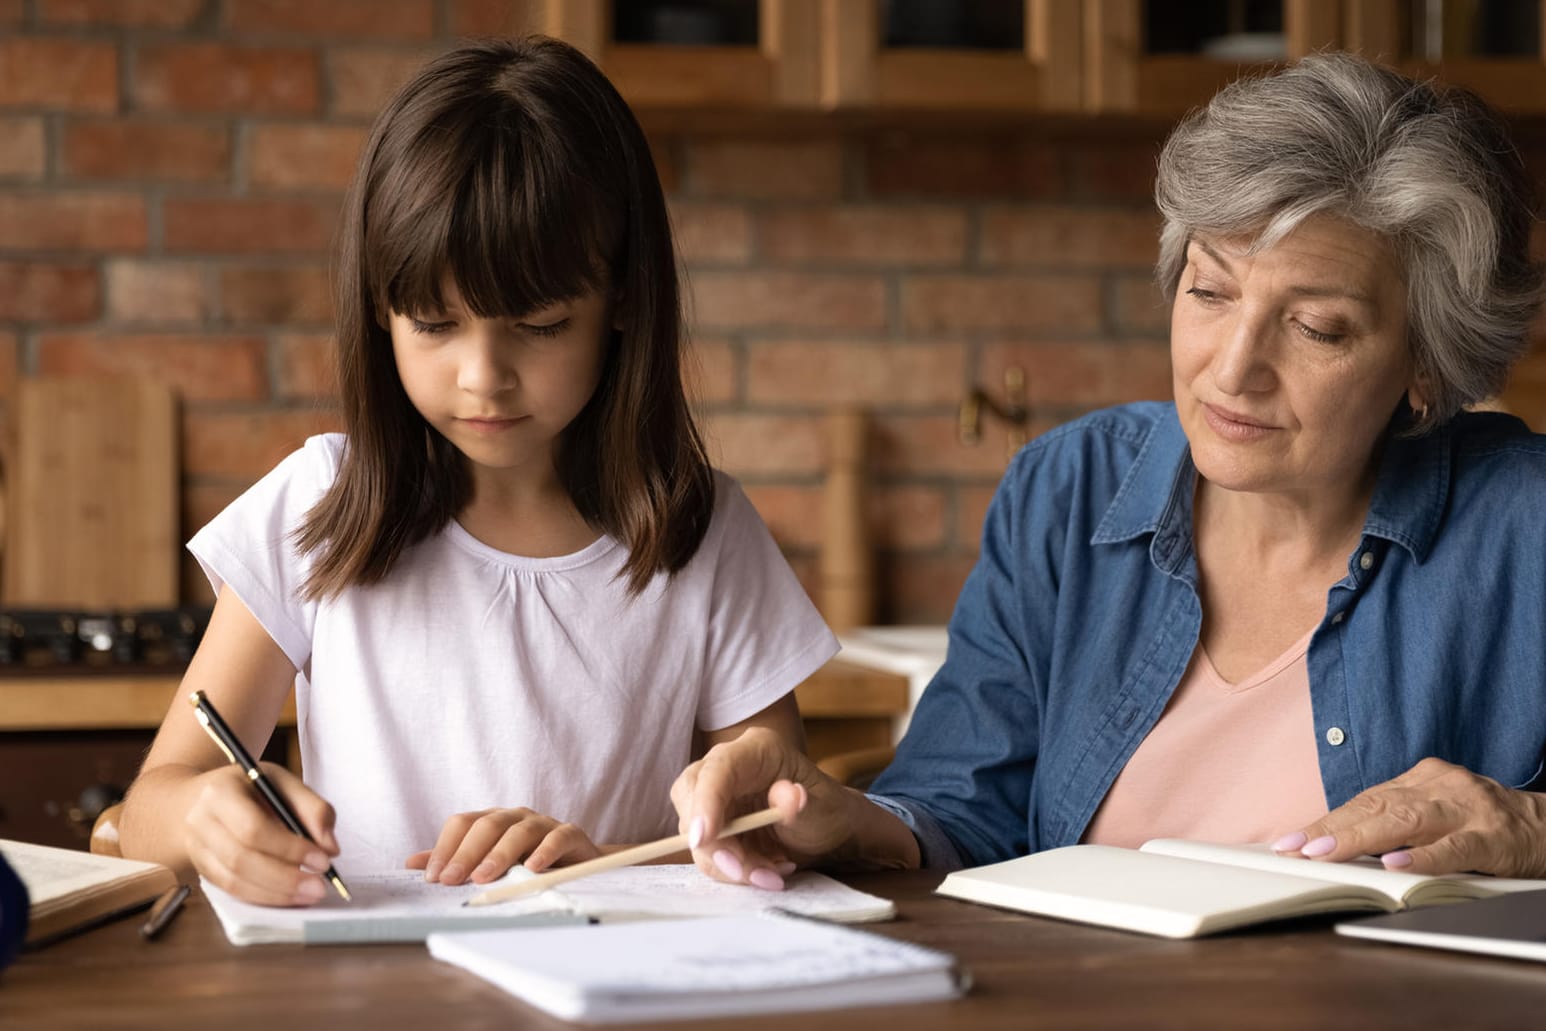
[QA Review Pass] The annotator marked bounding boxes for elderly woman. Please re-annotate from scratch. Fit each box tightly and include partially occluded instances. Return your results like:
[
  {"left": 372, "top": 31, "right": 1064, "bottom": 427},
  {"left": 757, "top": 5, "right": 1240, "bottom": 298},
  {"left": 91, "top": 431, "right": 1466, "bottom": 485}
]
[{"left": 673, "top": 52, "right": 1546, "bottom": 887}]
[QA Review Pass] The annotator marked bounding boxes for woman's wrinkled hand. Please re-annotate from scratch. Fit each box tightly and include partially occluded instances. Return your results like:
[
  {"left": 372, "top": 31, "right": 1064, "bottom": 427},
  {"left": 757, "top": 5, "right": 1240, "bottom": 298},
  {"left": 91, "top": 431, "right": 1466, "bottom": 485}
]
[
  {"left": 1271, "top": 757, "right": 1546, "bottom": 877},
  {"left": 669, "top": 726, "right": 858, "bottom": 891},
  {"left": 405, "top": 808, "right": 601, "bottom": 884}
]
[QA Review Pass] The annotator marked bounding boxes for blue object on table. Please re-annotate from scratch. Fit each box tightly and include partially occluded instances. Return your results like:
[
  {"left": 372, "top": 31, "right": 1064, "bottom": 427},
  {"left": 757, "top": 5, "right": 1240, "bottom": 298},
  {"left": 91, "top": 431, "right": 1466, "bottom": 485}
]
[{"left": 0, "top": 852, "right": 28, "bottom": 969}]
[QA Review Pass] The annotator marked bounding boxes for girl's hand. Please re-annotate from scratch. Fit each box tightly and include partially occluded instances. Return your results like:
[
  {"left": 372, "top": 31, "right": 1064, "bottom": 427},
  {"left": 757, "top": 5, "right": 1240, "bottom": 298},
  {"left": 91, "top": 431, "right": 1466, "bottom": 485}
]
[
  {"left": 670, "top": 727, "right": 859, "bottom": 889},
  {"left": 182, "top": 762, "right": 340, "bottom": 907},
  {"left": 1271, "top": 757, "right": 1546, "bottom": 877},
  {"left": 406, "top": 808, "right": 601, "bottom": 884}
]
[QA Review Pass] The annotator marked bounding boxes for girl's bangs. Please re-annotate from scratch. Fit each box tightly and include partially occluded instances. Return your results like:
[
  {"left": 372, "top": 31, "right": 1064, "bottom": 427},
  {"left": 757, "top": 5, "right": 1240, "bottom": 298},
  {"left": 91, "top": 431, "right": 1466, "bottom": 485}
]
[{"left": 368, "top": 123, "right": 618, "bottom": 322}]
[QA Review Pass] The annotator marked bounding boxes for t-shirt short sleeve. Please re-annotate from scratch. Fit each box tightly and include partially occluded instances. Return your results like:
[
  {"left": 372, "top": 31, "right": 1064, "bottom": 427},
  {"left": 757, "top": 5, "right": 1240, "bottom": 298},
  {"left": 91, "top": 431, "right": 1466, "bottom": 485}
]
[
  {"left": 694, "top": 475, "right": 839, "bottom": 731},
  {"left": 186, "top": 434, "right": 342, "bottom": 671}
]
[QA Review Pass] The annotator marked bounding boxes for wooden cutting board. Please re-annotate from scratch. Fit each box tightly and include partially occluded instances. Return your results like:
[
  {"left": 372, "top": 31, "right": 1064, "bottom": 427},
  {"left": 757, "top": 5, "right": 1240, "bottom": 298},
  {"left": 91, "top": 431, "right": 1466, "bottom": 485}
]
[{"left": 3, "top": 378, "right": 180, "bottom": 610}]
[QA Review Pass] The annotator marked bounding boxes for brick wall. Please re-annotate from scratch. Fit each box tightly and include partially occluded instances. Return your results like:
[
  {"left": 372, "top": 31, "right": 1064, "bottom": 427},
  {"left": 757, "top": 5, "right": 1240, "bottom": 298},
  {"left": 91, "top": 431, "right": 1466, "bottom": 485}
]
[{"left": 3, "top": 3, "right": 1544, "bottom": 623}]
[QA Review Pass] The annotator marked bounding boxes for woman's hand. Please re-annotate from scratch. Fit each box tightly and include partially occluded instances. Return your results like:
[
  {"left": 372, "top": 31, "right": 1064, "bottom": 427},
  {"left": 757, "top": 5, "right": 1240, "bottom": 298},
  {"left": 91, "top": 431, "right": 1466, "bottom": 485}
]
[
  {"left": 406, "top": 808, "right": 601, "bottom": 884},
  {"left": 1272, "top": 757, "right": 1546, "bottom": 877},
  {"left": 670, "top": 726, "right": 873, "bottom": 889},
  {"left": 182, "top": 761, "right": 340, "bottom": 907}
]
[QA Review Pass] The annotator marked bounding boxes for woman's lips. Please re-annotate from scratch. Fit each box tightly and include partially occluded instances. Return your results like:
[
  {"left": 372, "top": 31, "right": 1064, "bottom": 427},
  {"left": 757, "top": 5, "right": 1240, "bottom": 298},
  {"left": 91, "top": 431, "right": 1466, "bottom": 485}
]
[{"left": 1202, "top": 403, "right": 1275, "bottom": 441}]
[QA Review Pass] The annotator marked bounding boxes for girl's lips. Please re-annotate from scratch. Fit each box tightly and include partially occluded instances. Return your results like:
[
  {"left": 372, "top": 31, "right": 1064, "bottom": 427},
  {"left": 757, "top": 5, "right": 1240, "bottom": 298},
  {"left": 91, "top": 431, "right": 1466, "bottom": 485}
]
[{"left": 459, "top": 416, "right": 526, "bottom": 432}]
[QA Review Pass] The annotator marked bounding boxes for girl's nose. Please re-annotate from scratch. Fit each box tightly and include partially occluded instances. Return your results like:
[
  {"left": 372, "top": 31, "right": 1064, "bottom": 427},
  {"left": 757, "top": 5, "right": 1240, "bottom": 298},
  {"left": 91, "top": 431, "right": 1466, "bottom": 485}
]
[{"left": 457, "top": 334, "right": 517, "bottom": 397}]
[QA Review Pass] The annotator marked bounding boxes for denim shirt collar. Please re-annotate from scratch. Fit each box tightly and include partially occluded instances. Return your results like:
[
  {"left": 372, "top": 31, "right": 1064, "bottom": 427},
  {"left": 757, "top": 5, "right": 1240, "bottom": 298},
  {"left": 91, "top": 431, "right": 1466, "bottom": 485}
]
[{"left": 1089, "top": 404, "right": 1451, "bottom": 565}]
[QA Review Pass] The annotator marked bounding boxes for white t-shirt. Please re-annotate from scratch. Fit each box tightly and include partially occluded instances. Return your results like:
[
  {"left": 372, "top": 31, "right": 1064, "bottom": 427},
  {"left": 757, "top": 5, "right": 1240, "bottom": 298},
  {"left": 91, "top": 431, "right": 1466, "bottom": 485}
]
[{"left": 188, "top": 434, "right": 837, "bottom": 871}]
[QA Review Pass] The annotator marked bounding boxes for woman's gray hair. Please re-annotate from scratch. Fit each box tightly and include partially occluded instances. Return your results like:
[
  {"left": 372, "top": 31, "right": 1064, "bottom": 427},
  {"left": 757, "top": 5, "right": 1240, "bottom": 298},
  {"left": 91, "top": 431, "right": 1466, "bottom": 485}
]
[{"left": 1154, "top": 52, "right": 1542, "bottom": 433}]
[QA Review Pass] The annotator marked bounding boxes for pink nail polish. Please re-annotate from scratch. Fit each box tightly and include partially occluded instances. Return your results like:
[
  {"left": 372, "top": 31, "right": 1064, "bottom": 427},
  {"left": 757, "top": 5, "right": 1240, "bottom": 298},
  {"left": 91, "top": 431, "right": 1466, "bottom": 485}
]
[
  {"left": 1381, "top": 851, "right": 1414, "bottom": 869},
  {"left": 748, "top": 868, "right": 785, "bottom": 891},
  {"left": 1301, "top": 835, "right": 1337, "bottom": 858},
  {"left": 688, "top": 816, "right": 705, "bottom": 850},
  {"left": 1271, "top": 832, "right": 1307, "bottom": 852},
  {"left": 775, "top": 861, "right": 797, "bottom": 876},
  {"left": 712, "top": 849, "right": 743, "bottom": 881}
]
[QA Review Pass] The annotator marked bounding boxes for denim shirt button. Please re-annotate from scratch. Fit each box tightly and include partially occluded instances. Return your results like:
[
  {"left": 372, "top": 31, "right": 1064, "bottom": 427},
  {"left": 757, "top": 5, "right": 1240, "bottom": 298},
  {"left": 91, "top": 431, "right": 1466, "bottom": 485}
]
[
  {"left": 1358, "top": 551, "right": 1375, "bottom": 571},
  {"left": 1326, "top": 726, "right": 1346, "bottom": 746}
]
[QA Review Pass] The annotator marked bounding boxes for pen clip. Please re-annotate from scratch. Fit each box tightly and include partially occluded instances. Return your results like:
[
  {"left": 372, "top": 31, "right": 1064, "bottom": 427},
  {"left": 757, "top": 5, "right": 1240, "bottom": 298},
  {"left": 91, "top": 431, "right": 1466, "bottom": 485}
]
[{"left": 192, "top": 707, "right": 238, "bottom": 765}]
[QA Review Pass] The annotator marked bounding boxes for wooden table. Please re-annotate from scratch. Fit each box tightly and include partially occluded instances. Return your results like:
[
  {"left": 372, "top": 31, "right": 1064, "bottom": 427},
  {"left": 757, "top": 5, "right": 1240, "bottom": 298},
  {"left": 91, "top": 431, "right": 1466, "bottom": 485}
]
[{"left": 4, "top": 871, "right": 1545, "bottom": 1030}]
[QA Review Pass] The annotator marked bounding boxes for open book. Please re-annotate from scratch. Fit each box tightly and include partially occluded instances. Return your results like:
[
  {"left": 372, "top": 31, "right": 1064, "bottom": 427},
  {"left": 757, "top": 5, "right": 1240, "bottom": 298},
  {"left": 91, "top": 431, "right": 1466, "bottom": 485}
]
[
  {"left": 204, "top": 864, "right": 895, "bottom": 945},
  {"left": 935, "top": 839, "right": 1546, "bottom": 939},
  {"left": 0, "top": 838, "right": 178, "bottom": 947},
  {"left": 429, "top": 913, "right": 967, "bottom": 1023}
]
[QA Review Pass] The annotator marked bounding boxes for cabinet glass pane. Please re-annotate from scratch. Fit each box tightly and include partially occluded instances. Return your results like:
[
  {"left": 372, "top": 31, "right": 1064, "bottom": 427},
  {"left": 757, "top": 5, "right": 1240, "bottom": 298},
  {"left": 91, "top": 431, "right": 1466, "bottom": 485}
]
[
  {"left": 612, "top": 0, "right": 759, "bottom": 46},
  {"left": 1408, "top": 1, "right": 1540, "bottom": 60},
  {"left": 1145, "top": 0, "right": 1286, "bottom": 60},
  {"left": 881, "top": 0, "right": 1025, "bottom": 50}
]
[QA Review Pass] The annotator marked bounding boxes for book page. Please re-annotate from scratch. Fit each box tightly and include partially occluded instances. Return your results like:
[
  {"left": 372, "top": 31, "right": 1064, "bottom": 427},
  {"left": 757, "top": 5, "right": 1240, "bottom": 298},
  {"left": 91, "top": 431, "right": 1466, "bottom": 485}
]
[
  {"left": 551, "top": 866, "right": 896, "bottom": 923},
  {"left": 0, "top": 839, "right": 168, "bottom": 905},
  {"left": 1140, "top": 839, "right": 1546, "bottom": 906}
]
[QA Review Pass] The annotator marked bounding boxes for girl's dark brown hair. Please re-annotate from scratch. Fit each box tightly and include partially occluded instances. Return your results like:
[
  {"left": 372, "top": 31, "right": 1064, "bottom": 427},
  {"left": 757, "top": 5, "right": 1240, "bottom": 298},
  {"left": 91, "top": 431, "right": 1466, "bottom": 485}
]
[{"left": 296, "top": 36, "right": 714, "bottom": 598}]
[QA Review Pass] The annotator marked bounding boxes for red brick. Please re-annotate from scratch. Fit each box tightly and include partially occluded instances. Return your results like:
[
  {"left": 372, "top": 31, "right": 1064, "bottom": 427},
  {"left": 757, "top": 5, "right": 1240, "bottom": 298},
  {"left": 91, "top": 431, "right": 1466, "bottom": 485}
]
[
  {"left": 869, "top": 413, "right": 1057, "bottom": 477},
  {"left": 742, "top": 484, "right": 823, "bottom": 549},
  {"left": 37, "top": 332, "right": 271, "bottom": 402},
  {"left": 0, "top": 38, "right": 118, "bottom": 112},
  {"left": 0, "top": 0, "right": 20, "bottom": 24},
  {"left": 0, "top": 261, "right": 101, "bottom": 321},
  {"left": 0, "top": 117, "right": 45, "bottom": 179},
  {"left": 688, "top": 272, "right": 887, "bottom": 331},
  {"left": 669, "top": 202, "right": 751, "bottom": 265},
  {"left": 1067, "top": 139, "right": 1164, "bottom": 202},
  {"left": 865, "top": 136, "right": 1062, "bottom": 200},
  {"left": 61, "top": 120, "right": 232, "bottom": 183},
  {"left": 135, "top": 43, "right": 320, "bottom": 114},
  {"left": 182, "top": 408, "right": 343, "bottom": 479},
  {"left": 700, "top": 412, "right": 824, "bottom": 477},
  {"left": 979, "top": 207, "right": 1161, "bottom": 269},
  {"left": 227, "top": 0, "right": 434, "bottom": 38},
  {"left": 684, "top": 335, "right": 735, "bottom": 404},
  {"left": 746, "top": 341, "right": 966, "bottom": 405},
  {"left": 872, "top": 485, "right": 948, "bottom": 551},
  {"left": 0, "top": 192, "right": 147, "bottom": 251},
  {"left": 759, "top": 207, "right": 967, "bottom": 266},
  {"left": 981, "top": 341, "right": 1173, "bottom": 407},
  {"left": 164, "top": 198, "right": 337, "bottom": 254},
  {"left": 329, "top": 47, "right": 432, "bottom": 119},
  {"left": 903, "top": 275, "right": 1102, "bottom": 334},
  {"left": 219, "top": 263, "right": 333, "bottom": 324},
  {"left": 955, "top": 484, "right": 999, "bottom": 550},
  {"left": 688, "top": 140, "right": 844, "bottom": 200},
  {"left": 1113, "top": 276, "right": 1171, "bottom": 335},
  {"left": 40, "top": 0, "right": 204, "bottom": 26},
  {"left": 448, "top": 0, "right": 545, "bottom": 36},
  {"left": 881, "top": 554, "right": 976, "bottom": 624},
  {"left": 275, "top": 332, "right": 337, "bottom": 400},
  {"left": 248, "top": 124, "right": 366, "bottom": 191},
  {"left": 106, "top": 260, "right": 209, "bottom": 324},
  {"left": 0, "top": 331, "right": 19, "bottom": 402}
]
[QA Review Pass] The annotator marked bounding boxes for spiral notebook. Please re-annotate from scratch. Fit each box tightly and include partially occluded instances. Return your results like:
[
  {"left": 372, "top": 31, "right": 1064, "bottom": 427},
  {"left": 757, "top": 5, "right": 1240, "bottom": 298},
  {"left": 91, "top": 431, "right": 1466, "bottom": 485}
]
[{"left": 428, "top": 912, "right": 968, "bottom": 1023}]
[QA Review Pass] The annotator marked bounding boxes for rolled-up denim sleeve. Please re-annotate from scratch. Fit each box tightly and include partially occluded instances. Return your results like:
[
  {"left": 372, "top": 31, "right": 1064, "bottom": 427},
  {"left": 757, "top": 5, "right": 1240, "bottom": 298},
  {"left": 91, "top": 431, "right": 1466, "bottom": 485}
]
[
  {"left": 865, "top": 793, "right": 967, "bottom": 870},
  {"left": 867, "top": 448, "right": 1047, "bottom": 869}
]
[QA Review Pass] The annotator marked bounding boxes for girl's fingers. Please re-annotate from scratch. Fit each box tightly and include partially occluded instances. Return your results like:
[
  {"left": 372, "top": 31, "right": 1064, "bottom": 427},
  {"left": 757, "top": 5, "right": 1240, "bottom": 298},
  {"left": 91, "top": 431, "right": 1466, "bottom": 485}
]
[
  {"left": 192, "top": 817, "right": 329, "bottom": 906},
  {"left": 263, "top": 763, "right": 340, "bottom": 854},
  {"left": 521, "top": 824, "right": 601, "bottom": 874}
]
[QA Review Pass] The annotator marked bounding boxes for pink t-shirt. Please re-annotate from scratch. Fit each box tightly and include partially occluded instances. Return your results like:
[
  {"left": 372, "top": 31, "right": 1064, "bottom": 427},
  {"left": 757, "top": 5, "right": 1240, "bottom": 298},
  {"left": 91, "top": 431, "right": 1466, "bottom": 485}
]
[{"left": 1082, "top": 628, "right": 1329, "bottom": 848}]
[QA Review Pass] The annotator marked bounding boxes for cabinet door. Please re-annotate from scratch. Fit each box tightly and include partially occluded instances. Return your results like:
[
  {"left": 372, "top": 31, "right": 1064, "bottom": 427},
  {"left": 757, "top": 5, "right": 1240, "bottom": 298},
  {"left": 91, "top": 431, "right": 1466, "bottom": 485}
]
[
  {"left": 1346, "top": 0, "right": 1546, "bottom": 114},
  {"left": 1086, "top": 0, "right": 1343, "bottom": 114},
  {"left": 821, "top": 0, "right": 1082, "bottom": 111},
  {"left": 533, "top": 0, "right": 820, "bottom": 108}
]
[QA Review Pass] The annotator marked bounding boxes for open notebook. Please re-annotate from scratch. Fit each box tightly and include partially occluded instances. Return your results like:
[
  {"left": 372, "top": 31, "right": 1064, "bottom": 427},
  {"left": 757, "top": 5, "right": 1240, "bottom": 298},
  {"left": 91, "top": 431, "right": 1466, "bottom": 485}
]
[
  {"left": 203, "top": 864, "right": 895, "bottom": 945},
  {"left": 935, "top": 839, "right": 1546, "bottom": 939},
  {"left": 1, "top": 838, "right": 178, "bottom": 947},
  {"left": 429, "top": 913, "right": 967, "bottom": 1023}
]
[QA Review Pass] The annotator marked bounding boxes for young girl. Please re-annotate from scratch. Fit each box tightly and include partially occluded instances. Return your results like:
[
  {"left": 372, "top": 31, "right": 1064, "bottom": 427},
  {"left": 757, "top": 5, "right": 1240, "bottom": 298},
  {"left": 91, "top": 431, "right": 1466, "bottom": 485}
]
[{"left": 118, "top": 36, "right": 836, "bottom": 907}]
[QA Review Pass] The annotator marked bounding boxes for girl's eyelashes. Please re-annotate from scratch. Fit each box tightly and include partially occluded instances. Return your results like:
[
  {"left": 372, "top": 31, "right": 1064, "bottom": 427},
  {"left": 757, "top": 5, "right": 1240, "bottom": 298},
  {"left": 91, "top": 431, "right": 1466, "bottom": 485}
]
[
  {"left": 409, "top": 317, "right": 454, "bottom": 336},
  {"left": 524, "top": 318, "right": 570, "bottom": 338},
  {"left": 402, "top": 313, "right": 572, "bottom": 338}
]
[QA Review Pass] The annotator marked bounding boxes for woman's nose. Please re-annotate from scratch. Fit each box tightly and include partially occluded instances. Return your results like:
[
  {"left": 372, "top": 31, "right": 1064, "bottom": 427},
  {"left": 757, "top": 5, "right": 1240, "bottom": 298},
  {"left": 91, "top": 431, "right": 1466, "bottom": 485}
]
[{"left": 1211, "top": 311, "right": 1274, "bottom": 395}]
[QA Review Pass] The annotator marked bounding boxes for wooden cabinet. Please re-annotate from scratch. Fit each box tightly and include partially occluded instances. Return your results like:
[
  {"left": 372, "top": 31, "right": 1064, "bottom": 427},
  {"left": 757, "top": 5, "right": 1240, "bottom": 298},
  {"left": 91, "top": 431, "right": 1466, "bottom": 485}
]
[{"left": 1085, "top": 1, "right": 1546, "bottom": 117}]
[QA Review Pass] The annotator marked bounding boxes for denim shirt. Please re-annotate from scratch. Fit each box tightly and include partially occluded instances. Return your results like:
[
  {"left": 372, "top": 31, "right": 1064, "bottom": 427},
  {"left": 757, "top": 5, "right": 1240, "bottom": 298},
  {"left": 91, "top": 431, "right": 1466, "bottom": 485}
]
[{"left": 870, "top": 401, "right": 1546, "bottom": 870}]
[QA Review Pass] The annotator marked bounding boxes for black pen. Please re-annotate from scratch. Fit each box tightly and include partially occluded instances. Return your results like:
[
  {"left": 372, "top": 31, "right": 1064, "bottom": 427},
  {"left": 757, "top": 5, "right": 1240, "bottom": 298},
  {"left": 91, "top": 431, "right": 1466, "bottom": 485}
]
[
  {"left": 188, "top": 690, "right": 352, "bottom": 901},
  {"left": 140, "top": 883, "right": 190, "bottom": 939}
]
